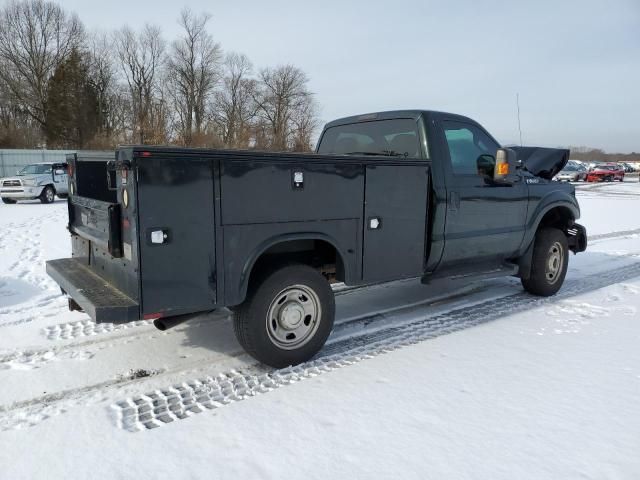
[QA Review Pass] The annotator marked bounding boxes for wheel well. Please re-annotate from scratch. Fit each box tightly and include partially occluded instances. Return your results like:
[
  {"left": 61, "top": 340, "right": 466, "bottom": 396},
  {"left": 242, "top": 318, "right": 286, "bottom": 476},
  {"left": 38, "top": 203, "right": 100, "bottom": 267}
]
[
  {"left": 537, "top": 207, "right": 575, "bottom": 232},
  {"left": 248, "top": 239, "right": 345, "bottom": 289}
]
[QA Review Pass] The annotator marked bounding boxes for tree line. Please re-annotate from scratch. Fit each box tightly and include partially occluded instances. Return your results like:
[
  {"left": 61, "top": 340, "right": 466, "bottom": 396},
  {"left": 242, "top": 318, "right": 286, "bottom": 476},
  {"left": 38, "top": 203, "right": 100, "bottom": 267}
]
[
  {"left": 568, "top": 147, "right": 640, "bottom": 164},
  {"left": 0, "top": 0, "right": 319, "bottom": 151}
]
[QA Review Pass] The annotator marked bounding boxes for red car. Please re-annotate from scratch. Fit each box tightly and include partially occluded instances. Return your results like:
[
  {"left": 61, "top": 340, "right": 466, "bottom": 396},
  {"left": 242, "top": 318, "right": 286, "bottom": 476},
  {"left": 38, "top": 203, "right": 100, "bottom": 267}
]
[{"left": 586, "top": 163, "right": 625, "bottom": 182}]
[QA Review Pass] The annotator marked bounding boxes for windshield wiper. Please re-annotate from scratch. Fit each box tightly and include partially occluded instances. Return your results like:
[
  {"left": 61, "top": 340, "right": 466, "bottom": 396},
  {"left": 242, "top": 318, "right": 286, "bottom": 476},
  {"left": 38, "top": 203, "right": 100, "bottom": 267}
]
[{"left": 343, "top": 151, "right": 406, "bottom": 157}]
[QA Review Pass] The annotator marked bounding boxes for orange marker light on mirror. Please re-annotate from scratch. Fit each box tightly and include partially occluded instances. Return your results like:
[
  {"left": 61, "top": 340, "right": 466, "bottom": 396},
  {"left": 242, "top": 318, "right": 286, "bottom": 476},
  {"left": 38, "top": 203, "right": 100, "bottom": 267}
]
[{"left": 497, "top": 163, "right": 509, "bottom": 175}]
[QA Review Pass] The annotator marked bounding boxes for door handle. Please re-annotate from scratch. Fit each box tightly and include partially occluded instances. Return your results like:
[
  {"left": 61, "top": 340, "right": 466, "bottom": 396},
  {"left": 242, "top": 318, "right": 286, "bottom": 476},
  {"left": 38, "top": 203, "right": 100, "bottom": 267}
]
[{"left": 448, "top": 192, "right": 460, "bottom": 211}]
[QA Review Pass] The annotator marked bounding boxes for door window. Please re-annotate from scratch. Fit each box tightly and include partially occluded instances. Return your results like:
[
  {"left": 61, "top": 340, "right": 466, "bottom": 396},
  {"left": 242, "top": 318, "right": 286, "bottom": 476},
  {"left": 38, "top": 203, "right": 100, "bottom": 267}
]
[{"left": 443, "top": 122, "right": 500, "bottom": 177}]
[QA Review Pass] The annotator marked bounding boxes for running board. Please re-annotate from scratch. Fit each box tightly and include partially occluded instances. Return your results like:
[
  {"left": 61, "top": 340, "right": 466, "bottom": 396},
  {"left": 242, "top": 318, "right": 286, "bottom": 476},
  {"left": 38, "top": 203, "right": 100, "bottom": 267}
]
[{"left": 421, "top": 262, "right": 519, "bottom": 285}]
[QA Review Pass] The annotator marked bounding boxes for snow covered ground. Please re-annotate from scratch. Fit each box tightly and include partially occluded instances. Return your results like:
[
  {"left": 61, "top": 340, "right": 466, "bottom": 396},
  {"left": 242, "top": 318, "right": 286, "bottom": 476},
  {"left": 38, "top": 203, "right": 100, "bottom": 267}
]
[{"left": 1, "top": 180, "right": 639, "bottom": 479}]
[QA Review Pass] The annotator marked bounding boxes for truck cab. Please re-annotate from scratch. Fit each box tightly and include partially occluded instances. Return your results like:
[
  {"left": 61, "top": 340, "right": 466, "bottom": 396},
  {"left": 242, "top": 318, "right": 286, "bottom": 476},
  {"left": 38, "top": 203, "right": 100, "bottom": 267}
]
[
  {"left": 46, "top": 110, "right": 586, "bottom": 368},
  {"left": 1, "top": 162, "right": 68, "bottom": 204}
]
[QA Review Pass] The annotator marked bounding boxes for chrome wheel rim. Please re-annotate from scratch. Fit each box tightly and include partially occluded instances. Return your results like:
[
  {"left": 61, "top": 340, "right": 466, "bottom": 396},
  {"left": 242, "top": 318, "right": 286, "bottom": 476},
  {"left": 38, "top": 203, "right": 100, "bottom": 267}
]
[
  {"left": 46, "top": 188, "right": 54, "bottom": 202},
  {"left": 266, "top": 285, "right": 321, "bottom": 350},
  {"left": 545, "top": 241, "right": 564, "bottom": 284}
]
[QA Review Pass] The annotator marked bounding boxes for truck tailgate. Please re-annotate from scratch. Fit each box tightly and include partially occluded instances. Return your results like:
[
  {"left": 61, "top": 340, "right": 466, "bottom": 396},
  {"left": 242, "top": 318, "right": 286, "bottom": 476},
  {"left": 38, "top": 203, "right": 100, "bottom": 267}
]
[
  {"left": 69, "top": 195, "right": 122, "bottom": 258},
  {"left": 46, "top": 258, "right": 138, "bottom": 323}
]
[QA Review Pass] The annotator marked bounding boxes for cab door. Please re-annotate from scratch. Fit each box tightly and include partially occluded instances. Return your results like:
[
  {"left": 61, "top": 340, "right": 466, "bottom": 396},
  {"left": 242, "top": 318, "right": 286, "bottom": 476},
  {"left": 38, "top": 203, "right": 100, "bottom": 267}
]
[{"left": 439, "top": 120, "right": 528, "bottom": 265}]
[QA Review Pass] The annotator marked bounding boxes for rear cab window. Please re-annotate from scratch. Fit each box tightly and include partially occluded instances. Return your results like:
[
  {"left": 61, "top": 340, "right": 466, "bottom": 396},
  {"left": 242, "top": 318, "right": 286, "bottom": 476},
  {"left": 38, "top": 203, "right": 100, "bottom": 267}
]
[{"left": 317, "top": 119, "right": 425, "bottom": 159}]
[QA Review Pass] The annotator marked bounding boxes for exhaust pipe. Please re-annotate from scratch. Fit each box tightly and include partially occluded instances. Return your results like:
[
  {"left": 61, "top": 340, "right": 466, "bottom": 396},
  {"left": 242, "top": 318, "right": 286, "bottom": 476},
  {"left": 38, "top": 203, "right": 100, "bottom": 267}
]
[{"left": 153, "top": 310, "right": 214, "bottom": 331}]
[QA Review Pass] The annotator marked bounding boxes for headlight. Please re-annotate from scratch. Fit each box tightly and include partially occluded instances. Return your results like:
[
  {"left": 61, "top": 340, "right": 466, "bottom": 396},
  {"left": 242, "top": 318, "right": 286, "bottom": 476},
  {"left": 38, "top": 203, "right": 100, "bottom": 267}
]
[{"left": 22, "top": 178, "right": 37, "bottom": 186}]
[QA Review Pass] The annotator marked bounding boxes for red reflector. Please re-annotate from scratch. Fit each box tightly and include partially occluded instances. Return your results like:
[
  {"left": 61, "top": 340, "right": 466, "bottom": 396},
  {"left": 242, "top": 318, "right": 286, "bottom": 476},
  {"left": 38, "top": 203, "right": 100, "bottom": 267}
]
[
  {"left": 68, "top": 162, "right": 74, "bottom": 177},
  {"left": 122, "top": 218, "right": 130, "bottom": 229},
  {"left": 141, "top": 151, "right": 152, "bottom": 157},
  {"left": 143, "top": 312, "right": 163, "bottom": 320}
]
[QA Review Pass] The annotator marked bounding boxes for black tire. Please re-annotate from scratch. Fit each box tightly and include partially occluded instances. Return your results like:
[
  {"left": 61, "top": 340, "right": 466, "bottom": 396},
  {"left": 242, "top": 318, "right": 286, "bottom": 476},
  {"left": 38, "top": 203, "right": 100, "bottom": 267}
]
[
  {"left": 521, "top": 228, "right": 569, "bottom": 297},
  {"left": 57, "top": 193, "right": 68, "bottom": 199},
  {"left": 40, "top": 185, "right": 55, "bottom": 203},
  {"left": 1, "top": 197, "right": 16, "bottom": 204},
  {"left": 233, "top": 264, "right": 335, "bottom": 368}
]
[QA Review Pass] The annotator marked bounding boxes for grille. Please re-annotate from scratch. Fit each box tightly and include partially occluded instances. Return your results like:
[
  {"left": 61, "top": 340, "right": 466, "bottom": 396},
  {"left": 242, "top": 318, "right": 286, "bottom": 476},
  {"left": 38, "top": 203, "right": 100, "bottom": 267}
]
[{"left": 2, "top": 180, "right": 21, "bottom": 187}]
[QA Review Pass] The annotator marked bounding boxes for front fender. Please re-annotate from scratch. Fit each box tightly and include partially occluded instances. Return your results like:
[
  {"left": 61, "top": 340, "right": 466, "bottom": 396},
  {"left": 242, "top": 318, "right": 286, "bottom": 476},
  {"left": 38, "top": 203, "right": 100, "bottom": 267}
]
[{"left": 521, "top": 190, "right": 580, "bottom": 250}]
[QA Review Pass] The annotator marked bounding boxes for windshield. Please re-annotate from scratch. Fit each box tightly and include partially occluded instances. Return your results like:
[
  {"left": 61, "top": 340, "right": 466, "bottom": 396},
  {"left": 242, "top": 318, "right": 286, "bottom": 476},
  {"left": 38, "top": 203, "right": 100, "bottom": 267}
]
[
  {"left": 562, "top": 165, "right": 577, "bottom": 171},
  {"left": 17, "top": 164, "right": 52, "bottom": 175},
  {"left": 317, "top": 119, "right": 423, "bottom": 158}
]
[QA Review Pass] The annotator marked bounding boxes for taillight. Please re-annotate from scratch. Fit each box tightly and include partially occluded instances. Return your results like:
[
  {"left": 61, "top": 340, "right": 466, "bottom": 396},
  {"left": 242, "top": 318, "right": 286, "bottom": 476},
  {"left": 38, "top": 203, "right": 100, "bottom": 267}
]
[{"left": 68, "top": 162, "right": 74, "bottom": 177}]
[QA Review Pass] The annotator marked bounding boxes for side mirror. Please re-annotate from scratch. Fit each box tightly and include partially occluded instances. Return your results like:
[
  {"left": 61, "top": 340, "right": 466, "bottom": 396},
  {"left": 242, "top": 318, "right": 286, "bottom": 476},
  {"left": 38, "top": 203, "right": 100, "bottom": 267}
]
[
  {"left": 493, "top": 148, "right": 518, "bottom": 183},
  {"left": 476, "top": 154, "right": 495, "bottom": 178},
  {"left": 54, "top": 169, "right": 65, "bottom": 175}
]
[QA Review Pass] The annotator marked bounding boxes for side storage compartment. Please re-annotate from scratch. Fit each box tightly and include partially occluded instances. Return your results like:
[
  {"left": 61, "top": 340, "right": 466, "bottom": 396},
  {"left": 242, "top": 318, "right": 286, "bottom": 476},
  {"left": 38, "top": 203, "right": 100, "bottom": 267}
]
[
  {"left": 135, "top": 155, "right": 217, "bottom": 318},
  {"left": 362, "top": 164, "right": 430, "bottom": 282}
]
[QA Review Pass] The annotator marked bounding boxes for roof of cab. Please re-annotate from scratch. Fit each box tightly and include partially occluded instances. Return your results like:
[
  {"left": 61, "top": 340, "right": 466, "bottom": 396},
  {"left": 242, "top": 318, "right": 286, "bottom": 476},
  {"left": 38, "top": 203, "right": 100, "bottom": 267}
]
[{"left": 322, "top": 109, "right": 473, "bottom": 129}]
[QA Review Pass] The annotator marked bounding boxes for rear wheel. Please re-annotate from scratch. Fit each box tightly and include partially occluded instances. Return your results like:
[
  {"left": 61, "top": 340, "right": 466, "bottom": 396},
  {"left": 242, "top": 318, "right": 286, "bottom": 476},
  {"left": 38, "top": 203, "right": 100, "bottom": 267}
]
[
  {"left": 521, "top": 228, "right": 569, "bottom": 297},
  {"left": 40, "top": 186, "right": 55, "bottom": 204},
  {"left": 1, "top": 197, "right": 16, "bottom": 204},
  {"left": 233, "top": 264, "right": 335, "bottom": 368}
]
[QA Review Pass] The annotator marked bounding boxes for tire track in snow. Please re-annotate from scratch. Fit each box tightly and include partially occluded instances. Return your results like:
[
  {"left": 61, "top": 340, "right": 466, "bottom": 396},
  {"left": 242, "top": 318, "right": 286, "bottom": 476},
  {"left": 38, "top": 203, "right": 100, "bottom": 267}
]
[
  {"left": 3, "top": 260, "right": 640, "bottom": 431},
  {"left": 104, "top": 259, "right": 638, "bottom": 431},
  {"left": 0, "top": 280, "right": 472, "bottom": 370},
  {"left": 39, "top": 277, "right": 419, "bottom": 341}
]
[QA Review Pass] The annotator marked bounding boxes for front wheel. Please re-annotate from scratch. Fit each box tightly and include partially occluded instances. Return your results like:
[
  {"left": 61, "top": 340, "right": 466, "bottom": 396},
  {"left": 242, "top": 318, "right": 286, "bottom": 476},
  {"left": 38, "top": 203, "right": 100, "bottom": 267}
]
[
  {"left": 233, "top": 264, "right": 335, "bottom": 368},
  {"left": 1, "top": 197, "right": 16, "bottom": 204},
  {"left": 521, "top": 228, "right": 569, "bottom": 297},
  {"left": 40, "top": 186, "right": 55, "bottom": 204}
]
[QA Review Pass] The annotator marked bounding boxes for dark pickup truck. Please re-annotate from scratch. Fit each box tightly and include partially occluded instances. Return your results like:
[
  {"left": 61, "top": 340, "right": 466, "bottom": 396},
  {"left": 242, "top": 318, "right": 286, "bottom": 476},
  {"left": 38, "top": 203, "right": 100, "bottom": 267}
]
[{"left": 46, "top": 110, "right": 587, "bottom": 367}]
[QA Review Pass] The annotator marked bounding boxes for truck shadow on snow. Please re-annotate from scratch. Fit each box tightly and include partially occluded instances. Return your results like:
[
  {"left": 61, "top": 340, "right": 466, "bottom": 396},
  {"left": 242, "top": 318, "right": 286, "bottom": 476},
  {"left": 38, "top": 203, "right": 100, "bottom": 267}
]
[
  {"left": 176, "top": 250, "right": 640, "bottom": 365},
  {"left": 0, "top": 277, "right": 43, "bottom": 309}
]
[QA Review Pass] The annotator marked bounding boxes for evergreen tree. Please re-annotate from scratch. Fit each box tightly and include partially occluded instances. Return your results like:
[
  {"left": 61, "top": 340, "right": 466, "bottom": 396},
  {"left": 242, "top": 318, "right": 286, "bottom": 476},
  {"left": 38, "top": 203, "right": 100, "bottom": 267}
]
[{"left": 45, "top": 50, "right": 100, "bottom": 148}]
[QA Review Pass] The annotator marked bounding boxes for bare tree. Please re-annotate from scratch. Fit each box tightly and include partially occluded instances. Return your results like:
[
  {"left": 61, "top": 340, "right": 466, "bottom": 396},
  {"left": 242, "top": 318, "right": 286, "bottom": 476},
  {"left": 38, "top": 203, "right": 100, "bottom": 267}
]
[
  {"left": 84, "top": 31, "right": 132, "bottom": 146},
  {"left": 0, "top": 78, "right": 42, "bottom": 147},
  {"left": 0, "top": 0, "right": 84, "bottom": 129},
  {"left": 115, "top": 24, "right": 165, "bottom": 144},
  {"left": 166, "top": 8, "right": 222, "bottom": 146},
  {"left": 290, "top": 97, "right": 319, "bottom": 151},
  {"left": 213, "top": 53, "right": 257, "bottom": 148},
  {"left": 253, "top": 64, "right": 315, "bottom": 150}
]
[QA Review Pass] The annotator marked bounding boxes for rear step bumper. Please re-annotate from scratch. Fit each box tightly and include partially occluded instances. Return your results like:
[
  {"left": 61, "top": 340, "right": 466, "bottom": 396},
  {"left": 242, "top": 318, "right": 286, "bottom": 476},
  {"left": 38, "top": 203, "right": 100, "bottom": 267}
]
[{"left": 46, "top": 258, "right": 140, "bottom": 323}]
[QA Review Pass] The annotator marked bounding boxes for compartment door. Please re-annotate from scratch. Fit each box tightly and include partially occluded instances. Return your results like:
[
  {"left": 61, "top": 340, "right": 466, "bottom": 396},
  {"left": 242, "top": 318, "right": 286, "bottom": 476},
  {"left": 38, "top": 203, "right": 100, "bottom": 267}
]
[
  {"left": 136, "top": 157, "right": 216, "bottom": 316},
  {"left": 362, "top": 165, "right": 429, "bottom": 282}
]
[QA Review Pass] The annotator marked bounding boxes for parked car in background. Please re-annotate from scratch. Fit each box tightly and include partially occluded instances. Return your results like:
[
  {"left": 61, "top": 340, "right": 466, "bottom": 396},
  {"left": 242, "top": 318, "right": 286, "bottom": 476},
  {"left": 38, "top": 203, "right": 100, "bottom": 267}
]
[
  {"left": 0, "top": 162, "right": 68, "bottom": 204},
  {"left": 586, "top": 163, "right": 625, "bottom": 182},
  {"left": 556, "top": 163, "right": 587, "bottom": 182},
  {"left": 620, "top": 163, "right": 636, "bottom": 173}
]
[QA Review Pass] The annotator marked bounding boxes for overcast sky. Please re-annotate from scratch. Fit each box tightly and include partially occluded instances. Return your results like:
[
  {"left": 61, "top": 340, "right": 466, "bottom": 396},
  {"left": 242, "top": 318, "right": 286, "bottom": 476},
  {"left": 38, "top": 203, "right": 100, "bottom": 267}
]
[{"left": 57, "top": 0, "right": 640, "bottom": 152}]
